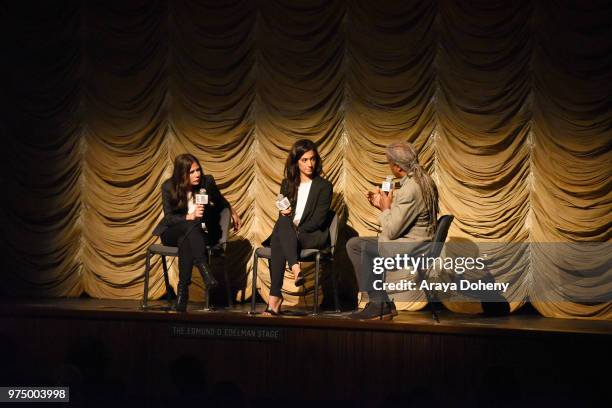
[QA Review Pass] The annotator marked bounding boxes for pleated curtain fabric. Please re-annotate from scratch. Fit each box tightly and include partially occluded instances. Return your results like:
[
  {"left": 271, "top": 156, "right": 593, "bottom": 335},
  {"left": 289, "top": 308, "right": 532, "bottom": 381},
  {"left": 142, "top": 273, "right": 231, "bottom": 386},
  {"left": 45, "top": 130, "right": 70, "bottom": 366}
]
[{"left": 1, "top": 0, "right": 610, "bottom": 319}]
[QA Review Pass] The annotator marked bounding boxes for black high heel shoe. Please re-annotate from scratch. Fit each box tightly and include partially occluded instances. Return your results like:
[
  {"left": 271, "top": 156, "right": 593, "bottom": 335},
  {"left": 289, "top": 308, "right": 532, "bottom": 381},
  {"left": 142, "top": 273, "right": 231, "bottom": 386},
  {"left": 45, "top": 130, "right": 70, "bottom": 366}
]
[
  {"left": 263, "top": 306, "right": 282, "bottom": 316},
  {"left": 263, "top": 298, "right": 283, "bottom": 316}
]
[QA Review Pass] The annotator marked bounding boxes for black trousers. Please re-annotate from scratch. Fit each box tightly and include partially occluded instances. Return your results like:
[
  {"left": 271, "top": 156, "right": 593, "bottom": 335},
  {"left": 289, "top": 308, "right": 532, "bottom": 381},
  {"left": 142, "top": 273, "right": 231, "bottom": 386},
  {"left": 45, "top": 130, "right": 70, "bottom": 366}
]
[
  {"left": 161, "top": 220, "right": 208, "bottom": 286},
  {"left": 269, "top": 216, "right": 323, "bottom": 297}
]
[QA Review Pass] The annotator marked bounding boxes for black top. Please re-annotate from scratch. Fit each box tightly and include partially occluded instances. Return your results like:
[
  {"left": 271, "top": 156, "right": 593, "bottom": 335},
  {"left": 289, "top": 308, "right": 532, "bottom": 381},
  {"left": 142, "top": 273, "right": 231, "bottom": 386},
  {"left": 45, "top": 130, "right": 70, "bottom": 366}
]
[
  {"left": 153, "top": 174, "right": 230, "bottom": 244},
  {"left": 264, "top": 175, "right": 333, "bottom": 249}
]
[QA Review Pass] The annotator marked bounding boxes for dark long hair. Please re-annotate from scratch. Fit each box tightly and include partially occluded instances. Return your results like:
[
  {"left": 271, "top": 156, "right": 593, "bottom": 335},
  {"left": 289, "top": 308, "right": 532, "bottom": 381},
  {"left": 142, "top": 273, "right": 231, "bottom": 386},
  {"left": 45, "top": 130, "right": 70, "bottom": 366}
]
[
  {"left": 169, "top": 153, "right": 203, "bottom": 210},
  {"left": 284, "top": 139, "right": 323, "bottom": 202},
  {"left": 386, "top": 142, "right": 439, "bottom": 233}
]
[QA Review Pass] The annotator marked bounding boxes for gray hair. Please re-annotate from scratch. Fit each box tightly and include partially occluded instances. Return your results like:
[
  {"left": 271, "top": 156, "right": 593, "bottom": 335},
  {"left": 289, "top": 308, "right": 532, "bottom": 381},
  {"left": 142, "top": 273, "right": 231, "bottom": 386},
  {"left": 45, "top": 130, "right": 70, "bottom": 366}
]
[
  {"left": 385, "top": 141, "right": 419, "bottom": 173},
  {"left": 386, "top": 141, "right": 439, "bottom": 233}
]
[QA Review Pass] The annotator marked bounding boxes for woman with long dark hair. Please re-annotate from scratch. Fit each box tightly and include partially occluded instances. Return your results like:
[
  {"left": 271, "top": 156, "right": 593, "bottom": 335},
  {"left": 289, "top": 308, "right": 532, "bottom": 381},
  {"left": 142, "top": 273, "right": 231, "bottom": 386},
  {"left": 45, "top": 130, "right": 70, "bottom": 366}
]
[
  {"left": 153, "top": 154, "right": 242, "bottom": 312},
  {"left": 263, "top": 139, "right": 333, "bottom": 315}
]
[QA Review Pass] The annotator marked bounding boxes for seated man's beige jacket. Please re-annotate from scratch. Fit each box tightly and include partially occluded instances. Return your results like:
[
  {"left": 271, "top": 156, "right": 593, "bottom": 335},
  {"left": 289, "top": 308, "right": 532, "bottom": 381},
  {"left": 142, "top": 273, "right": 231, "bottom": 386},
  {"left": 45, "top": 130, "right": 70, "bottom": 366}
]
[{"left": 377, "top": 174, "right": 434, "bottom": 259}]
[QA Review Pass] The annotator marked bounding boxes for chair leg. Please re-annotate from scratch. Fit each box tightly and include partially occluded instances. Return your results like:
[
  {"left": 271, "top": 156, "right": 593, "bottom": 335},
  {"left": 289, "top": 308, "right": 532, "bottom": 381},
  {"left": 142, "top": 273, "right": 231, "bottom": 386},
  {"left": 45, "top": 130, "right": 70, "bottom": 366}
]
[
  {"left": 249, "top": 252, "right": 259, "bottom": 314},
  {"left": 204, "top": 287, "right": 211, "bottom": 311},
  {"left": 161, "top": 255, "right": 171, "bottom": 305},
  {"left": 330, "top": 257, "right": 341, "bottom": 313},
  {"left": 419, "top": 267, "right": 439, "bottom": 323},
  {"left": 423, "top": 288, "right": 439, "bottom": 323},
  {"left": 203, "top": 248, "right": 214, "bottom": 311},
  {"left": 142, "top": 249, "right": 152, "bottom": 309},
  {"left": 312, "top": 252, "right": 321, "bottom": 315},
  {"left": 223, "top": 266, "right": 233, "bottom": 308}
]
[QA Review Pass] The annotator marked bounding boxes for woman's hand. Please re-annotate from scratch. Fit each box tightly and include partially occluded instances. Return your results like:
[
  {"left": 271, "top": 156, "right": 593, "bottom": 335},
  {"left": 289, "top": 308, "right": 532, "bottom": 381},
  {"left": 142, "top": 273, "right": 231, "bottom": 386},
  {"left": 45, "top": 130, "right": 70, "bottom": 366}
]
[
  {"left": 186, "top": 204, "right": 204, "bottom": 221},
  {"left": 280, "top": 206, "right": 292, "bottom": 216},
  {"left": 231, "top": 210, "right": 242, "bottom": 231}
]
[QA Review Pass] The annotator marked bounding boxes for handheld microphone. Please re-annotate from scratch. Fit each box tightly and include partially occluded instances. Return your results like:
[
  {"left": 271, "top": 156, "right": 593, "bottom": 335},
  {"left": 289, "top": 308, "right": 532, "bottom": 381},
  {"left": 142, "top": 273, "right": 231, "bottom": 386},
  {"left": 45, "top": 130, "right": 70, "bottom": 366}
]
[
  {"left": 195, "top": 188, "right": 208, "bottom": 205},
  {"left": 195, "top": 188, "right": 208, "bottom": 231},
  {"left": 381, "top": 176, "right": 393, "bottom": 192},
  {"left": 276, "top": 194, "right": 291, "bottom": 211}
]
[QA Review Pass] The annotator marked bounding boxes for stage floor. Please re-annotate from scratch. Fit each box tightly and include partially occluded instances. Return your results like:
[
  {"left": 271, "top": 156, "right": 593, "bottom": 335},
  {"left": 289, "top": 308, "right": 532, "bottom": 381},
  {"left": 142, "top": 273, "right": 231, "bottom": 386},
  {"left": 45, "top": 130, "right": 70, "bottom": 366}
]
[
  {"left": 2, "top": 297, "right": 610, "bottom": 404},
  {"left": 2, "top": 297, "right": 610, "bottom": 337}
]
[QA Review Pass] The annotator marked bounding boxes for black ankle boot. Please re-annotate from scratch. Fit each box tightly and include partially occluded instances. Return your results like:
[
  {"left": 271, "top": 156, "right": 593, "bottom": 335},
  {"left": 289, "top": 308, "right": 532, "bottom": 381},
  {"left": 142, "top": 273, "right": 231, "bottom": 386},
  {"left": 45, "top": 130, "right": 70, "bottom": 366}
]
[
  {"left": 173, "top": 283, "right": 189, "bottom": 312},
  {"left": 194, "top": 259, "right": 218, "bottom": 288}
]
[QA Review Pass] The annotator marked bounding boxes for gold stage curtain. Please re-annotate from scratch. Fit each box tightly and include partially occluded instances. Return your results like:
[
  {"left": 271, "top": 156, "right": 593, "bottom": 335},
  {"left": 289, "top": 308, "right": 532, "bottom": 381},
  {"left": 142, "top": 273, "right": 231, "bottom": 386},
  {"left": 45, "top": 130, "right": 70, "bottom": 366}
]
[{"left": 1, "top": 0, "right": 610, "bottom": 319}]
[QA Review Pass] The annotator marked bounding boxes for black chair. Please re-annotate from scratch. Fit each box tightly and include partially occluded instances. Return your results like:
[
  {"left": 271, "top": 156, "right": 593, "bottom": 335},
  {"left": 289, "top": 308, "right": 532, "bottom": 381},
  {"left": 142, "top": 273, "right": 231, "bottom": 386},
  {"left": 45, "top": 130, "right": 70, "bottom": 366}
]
[
  {"left": 417, "top": 214, "right": 454, "bottom": 323},
  {"left": 249, "top": 211, "right": 340, "bottom": 315},
  {"left": 141, "top": 207, "right": 233, "bottom": 311}
]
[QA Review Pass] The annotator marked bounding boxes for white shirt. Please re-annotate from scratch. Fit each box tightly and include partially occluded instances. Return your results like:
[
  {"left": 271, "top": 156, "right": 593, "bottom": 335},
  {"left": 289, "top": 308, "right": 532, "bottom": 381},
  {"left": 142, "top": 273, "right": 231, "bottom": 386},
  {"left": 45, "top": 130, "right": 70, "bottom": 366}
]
[
  {"left": 293, "top": 180, "right": 312, "bottom": 225},
  {"left": 186, "top": 192, "right": 196, "bottom": 215}
]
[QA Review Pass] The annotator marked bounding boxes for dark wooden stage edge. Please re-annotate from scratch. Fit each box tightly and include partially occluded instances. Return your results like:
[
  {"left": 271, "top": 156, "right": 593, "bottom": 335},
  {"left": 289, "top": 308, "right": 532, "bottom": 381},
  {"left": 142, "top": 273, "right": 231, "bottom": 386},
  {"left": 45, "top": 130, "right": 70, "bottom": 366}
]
[
  {"left": 3, "top": 298, "right": 611, "bottom": 336},
  {"left": 2, "top": 298, "right": 610, "bottom": 406}
]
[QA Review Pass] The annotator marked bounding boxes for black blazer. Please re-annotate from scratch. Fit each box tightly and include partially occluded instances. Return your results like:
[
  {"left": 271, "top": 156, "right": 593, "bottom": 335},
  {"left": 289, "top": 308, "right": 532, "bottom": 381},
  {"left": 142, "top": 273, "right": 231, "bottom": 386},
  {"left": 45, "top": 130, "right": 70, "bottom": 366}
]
[
  {"left": 153, "top": 175, "right": 230, "bottom": 244},
  {"left": 264, "top": 175, "right": 333, "bottom": 249}
]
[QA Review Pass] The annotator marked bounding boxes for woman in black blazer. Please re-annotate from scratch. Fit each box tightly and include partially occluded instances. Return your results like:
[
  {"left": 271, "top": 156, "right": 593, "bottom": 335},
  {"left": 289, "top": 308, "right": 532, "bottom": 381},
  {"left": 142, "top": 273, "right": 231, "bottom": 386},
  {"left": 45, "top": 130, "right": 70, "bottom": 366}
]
[
  {"left": 153, "top": 154, "right": 241, "bottom": 312},
  {"left": 264, "top": 139, "right": 333, "bottom": 315}
]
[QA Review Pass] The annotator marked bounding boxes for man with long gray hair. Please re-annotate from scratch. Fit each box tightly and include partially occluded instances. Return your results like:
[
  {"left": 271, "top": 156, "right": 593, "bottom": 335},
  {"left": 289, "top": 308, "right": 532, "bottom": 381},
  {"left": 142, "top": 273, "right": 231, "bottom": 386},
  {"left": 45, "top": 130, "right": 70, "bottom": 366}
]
[{"left": 346, "top": 141, "right": 439, "bottom": 319}]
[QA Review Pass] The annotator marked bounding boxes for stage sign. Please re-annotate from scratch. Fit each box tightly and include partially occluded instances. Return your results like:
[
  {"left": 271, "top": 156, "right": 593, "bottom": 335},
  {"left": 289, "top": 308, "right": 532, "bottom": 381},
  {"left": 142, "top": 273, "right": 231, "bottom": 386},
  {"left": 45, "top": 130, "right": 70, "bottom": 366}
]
[{"left": 170, "top": 325, "right": 284, "bottom": 342}]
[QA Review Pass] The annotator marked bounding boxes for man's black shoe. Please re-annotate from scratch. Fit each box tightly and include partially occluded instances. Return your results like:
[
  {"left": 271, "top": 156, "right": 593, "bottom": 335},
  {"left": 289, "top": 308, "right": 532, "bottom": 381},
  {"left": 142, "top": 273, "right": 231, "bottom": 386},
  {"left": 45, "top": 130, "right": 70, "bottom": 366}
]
[{"left": 349, "top": 301, "right": 395, "bottom": 320}]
